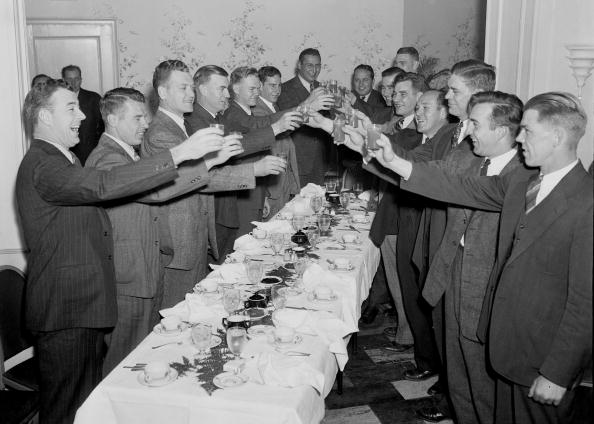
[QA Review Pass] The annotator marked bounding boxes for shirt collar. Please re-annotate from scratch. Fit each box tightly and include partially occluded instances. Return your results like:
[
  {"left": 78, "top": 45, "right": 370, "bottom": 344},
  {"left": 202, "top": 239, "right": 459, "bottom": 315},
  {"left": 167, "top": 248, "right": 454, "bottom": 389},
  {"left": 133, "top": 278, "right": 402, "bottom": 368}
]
[
  {"left": 234, "top": 100, "right": 252, "bottom": 116},
  {"left": 103, "top": 133, "right": 138, "bottom": 161},
  {"left": 158, "top": 106, "right": 187, "bottom": 136},
  {"left": 542, "top": 160, "right": 579, "bottom": 182},
  {"left": 360, "top": 92, "right": 371, "bottom": 102},
  {"left": 484, "top": 148, "right": 517, "bottom": 176},
  {"left": 259, "top": 96, "right": 276, "bottom": 113},
  {"left": 197, "top": 102, "right": 218, "bottom": 119},
  {"left": 456, "top": 119, "right": 470, "bottom": 144},
  {"left": 38, "top": 138, "right": 75, "bottom": 164},
  {"left": 298, "top": 74, "right": 313, "bottom": 92},
  {"left": 401, "top": 114, "right": 415, "bottom": 129}
]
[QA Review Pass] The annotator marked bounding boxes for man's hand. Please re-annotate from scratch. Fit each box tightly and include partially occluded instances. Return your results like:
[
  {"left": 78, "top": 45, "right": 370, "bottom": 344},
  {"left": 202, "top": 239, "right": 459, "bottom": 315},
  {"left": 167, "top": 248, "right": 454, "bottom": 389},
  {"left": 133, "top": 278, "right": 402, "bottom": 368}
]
[
  {"left": 346, "top": 91, "right": 357, "bottom": 106},
  {"left": 204, "top": 133, "right": 244, "bottom": 169},
  {"left": 342, "top": 126, "right": 366, "bottom": 155},
  {"left": 253, "top": 155, "right": 287, "bottom": 176},
  {"left": 305, "top": 111, "right": 333, "bottom": 133},
  {"left": 170, "top": 127, "right": 224, "bottom": 165},
  {"left": 304, "top": 88, "right": 334, "bottom": 112},
  {"left": 528, "top": 376, "right": 567, "bottom": 406},
  {"left": 271, "top": 111, "right": 302, "bottom": 135},
  {"left": 262, "top": 197, "right": 271, "bottom": 219}
]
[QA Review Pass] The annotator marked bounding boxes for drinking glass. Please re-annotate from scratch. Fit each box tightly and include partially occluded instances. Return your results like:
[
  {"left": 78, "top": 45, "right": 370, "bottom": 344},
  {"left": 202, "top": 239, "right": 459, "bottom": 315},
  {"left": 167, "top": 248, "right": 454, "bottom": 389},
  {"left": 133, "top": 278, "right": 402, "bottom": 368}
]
[
  {"left": 325, "top": 181, "right": 336, "bottom": 194},
  {"left": 271, "top": 285, "right": 287, "bottom": 310},
  {"left": 226, "top": 327, "right": 247, "bottom": 359},
  {"left": 317, "top": 214, "right": 332, "bottom": 235},
  {"left": 270, "top": 233, "right": 284, "bottom": 256},
  {"left": 353, "top": 183, "right": 363, "bottom": 197},
  {"left": 310, "top": 195, "right": 323, "bottom": 214},
  {"left": 222, "top": 288, "right": 241, "bottom": 314},
  {"left": 209, "top": 123, "right": 225, "bottom": 132},
  {"left": 333, "top": 117, "right": 346, "bottom": 144},
  {"left": 191, "top": 323, "right": 212, "bottom": 357},
  {"left": 366, "top": 124, "right": 382, "bottom": 152},
  {"left": 305, "top": 227, "right": 320, "bottom": 249},
  {"left": 328, "top": 80, "right": 338, "bottom": 94},
  {"left": 275, "top": 152, "right": 288, "bottom": 162},
  {"left": 297, "top": 104, "right": 310, "bottom": 123},
  {"left": 291, "top": 215, "right": 306, "bottom": 232},
  {"left": 245, "top": 260, "right": 264, "bottom": 284},
  {"left": 294, "top": 257, "right": 308, "bottom": 282},
  {"left": 339, "top": 191, "right": 351, "bottom": 209}
]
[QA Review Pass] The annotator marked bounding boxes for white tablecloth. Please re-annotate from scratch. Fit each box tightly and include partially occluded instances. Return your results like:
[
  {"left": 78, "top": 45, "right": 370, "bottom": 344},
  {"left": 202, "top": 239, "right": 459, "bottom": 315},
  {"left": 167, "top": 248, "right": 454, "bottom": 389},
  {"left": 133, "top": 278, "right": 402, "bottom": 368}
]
[{"left": 75, "top": 195, "right": 380, "bottom": 424}]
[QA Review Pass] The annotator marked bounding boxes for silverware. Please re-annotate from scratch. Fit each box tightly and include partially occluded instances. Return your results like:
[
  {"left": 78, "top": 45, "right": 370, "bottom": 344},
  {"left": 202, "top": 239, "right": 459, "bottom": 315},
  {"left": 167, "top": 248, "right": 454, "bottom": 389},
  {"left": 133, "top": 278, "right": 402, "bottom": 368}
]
[
  {"left": 348, "top": 225, "right": 361, "bottom": 233},
  {"left": 151, "top": 340, "right": 183, "bottom": 349}
]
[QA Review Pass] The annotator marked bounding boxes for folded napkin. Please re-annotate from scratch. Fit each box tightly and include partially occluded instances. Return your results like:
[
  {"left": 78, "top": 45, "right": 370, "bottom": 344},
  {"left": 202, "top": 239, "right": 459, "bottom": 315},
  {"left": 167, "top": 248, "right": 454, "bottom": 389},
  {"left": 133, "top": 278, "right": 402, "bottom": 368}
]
[
  {"left": 213, "top": 262, "right": 247, "bottom": 284},
  {"left": 243, "top": 351, "right": 325, "bottom": 393},
  {"left": 160, "top": 293, "right": 225, "bottom": 326},
  {"left": 299, "top": 183, "right": 325, "bottom": 198},
  {"left": 251, "top": 220, "right": 294, "bottom": 234},
  {"left": 302, "top": 263, "right": 344, "bottom": 292},
  {"left": 357, "top": 189, "right": 372, "bottom": 202},
  {"left": 233, "top": 234, "right": 273, "bottom": 256}
]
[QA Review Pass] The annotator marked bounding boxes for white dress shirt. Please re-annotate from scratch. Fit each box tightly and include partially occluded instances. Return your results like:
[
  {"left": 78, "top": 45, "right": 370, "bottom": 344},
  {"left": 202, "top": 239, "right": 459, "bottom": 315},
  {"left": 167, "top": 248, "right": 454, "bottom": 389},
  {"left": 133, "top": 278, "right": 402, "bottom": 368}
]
[
  {"left": 39, "top": 138, "right": 75, "bottom": 164},
  {"left": 104, "top": 133, "right": 139, "bottom": 161},
  {"left": 456, "top": 119, "right": 470, "bottom": 145},
  {"left": 159, "top": 107, "right": 187, "bottom": 137},
  {"left": 400, "top": 114, "right": 415, "bottom": 130},
  {"left": 235, "top": 100, "right": 252, "bottom": 116},
  {"left": 259, "top": 96, "right": 276, "bottom": 113},
  {"left": 298, "top": 75, "right": 312, "bottom": 93},
  {"left": 535, "top": 160, "right": 579, "bottom": 206}
]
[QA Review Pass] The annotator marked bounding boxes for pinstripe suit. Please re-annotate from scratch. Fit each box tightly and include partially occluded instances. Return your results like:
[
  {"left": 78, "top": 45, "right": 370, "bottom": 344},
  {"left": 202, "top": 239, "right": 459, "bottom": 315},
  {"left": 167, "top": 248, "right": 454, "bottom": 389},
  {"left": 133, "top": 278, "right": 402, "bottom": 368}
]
[
  {"left": 142, "top": 110, "right": 256, "bottom": 307},
  {"left": 86, "top": 133, "right": 211, "bottom": 373},
  {"left": 16, "top": 139, "right": 182, "bottom": 424}
]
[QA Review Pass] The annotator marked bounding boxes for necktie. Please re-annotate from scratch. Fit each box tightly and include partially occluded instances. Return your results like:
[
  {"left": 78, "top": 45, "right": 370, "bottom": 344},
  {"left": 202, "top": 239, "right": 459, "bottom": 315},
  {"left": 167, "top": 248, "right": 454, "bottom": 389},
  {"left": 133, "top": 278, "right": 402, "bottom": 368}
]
[
  {"left": 480, "top": 158, "right": 490, "bottom": 176},
  {"left": 451, "top": 121, "right": 463, "bottom": 149},
  {"left": 360, "top": 95, "right": 366, "bottom": 101},
  {"left": 183, "top": 118, "right": 193, "bottom": 136},
  {"left": 397, "top": 117, "right": 405, "bottom": 130},
  {"left": 525, "top": 173, "right": 543, "bottom": 213}
]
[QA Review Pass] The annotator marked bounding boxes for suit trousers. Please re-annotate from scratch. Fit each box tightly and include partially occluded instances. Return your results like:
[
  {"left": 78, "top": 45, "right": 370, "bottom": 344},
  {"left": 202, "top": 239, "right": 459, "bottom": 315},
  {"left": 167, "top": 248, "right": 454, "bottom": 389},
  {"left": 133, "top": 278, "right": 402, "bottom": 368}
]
[
  {"left": 215, "top": 223, "right": 238, "bottom": 263},
  {"left": 446, "top": 245, "right": 496, "bottom": 424},
  {"left": 34, "top": 328, "right": 106, "bottom": 424},
  {"left": 397, "top": 210, "right": 442, "bottom": 372},
  {"left": 103, "top": 295, "right": 153, "bottom": 375},
  {"left": 161, "top": 265, "right": 207, "bottom": 309},
  {"left": 495, "top": 377, "right": 576, "bottom": 424},
  {"left": 381, "top": 235, "right": 413, "bottom": 344}
]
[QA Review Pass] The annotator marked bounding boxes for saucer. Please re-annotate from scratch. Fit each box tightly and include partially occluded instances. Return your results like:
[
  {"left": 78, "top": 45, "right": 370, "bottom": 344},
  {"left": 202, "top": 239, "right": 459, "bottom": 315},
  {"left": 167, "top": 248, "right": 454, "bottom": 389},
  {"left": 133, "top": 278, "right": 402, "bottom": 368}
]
[
  {"left": 153, "top": 322, "right": 188, "bottom": 337},
  {"left": 137, "top": 367, "right": 178, "bottom": 387},
  {"left": 307, "top": 291, "right": 338, "bottom": 302},
  {"left": 273, "top": 334, "right": 303, "bottom": 348},
  {"left": 247, "top": 324, "right": 275, "bottom": 340},
  {"left": 213, "top": 372, "right": 248, "bottom": 389},
  {"left": 327, "top": 261, "right": 354, "bottom": 272}
]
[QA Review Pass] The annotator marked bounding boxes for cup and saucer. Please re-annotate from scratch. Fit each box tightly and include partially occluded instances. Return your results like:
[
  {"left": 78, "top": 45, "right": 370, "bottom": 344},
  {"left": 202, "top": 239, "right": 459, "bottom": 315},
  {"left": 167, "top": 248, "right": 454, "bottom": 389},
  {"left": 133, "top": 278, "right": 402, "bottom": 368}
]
[
  {"left": 153, "top": 316, "right": 188, "bottom": 336},
  {"left": 137, "top": 361, "right": 178, "bottom": 387},
  {"left": 307, "top": 285, "right": 338, "bottom": 302},
  {"left": 247, "top": 324, "right": 275, "bottom": 341},
  {"left": 213, "top": 371, "right": 248, "bottom": 389},
  {"left": 327, "top": 258, "right": 354, "bottom": 272},
  {"left": 271, "top": 326, "right": 303, "bottom": 348}
]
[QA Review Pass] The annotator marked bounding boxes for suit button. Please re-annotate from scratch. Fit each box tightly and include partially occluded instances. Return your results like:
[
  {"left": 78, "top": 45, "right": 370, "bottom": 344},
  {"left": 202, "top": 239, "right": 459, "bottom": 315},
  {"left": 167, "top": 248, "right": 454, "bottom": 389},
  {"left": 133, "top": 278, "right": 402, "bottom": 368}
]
[
  {"left": 155, "top": 241, "right": 159, "bottom": 246},
  {"left": 191, "top": 179, "right": 196, "bottom": 183},
  {"left": 519, "top": 224, "right": 525, "bottom": 229},
  {"left": 107, "top": 255, "right": 112, "bottom": 260},
  {"left": 104, "top": 231, "right": 108, "bottom": 236},
  {"left": 154, "top": 217, "right": 158, "bottom": 222}
]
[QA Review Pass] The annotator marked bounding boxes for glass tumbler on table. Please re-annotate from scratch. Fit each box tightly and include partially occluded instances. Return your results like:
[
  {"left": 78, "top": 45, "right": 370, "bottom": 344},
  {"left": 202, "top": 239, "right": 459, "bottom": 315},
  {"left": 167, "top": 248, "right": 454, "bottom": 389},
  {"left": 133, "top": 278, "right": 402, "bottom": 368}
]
[
  {"left": 245, "top": 260, "right": 264, "bottom": 285},
  {"left": 291, "top": 215, "right": 306, "bottom": 232},
  {"left": 191, "top": 323, "right": 212, "bottom": 357},
  {"left": 271, "top": 285, "right": 287, "bottom": 310},
  {"left": 339, "top": 191, "right": 351, "bottom": 209},
  {"left": 270, "top": 233, "right": 284, "bottom": 256},
  {"left": 310, "top": 195, "right": 323, "bottom": 215},
  {"left": 317, "top": 214, "right": 332, "bottom": 236},
  {"left": 222, "top": 288, "right": 241, "bottom": 314},
  {"left": 226, "top": 327, "right": 247, "bottom": 359}
]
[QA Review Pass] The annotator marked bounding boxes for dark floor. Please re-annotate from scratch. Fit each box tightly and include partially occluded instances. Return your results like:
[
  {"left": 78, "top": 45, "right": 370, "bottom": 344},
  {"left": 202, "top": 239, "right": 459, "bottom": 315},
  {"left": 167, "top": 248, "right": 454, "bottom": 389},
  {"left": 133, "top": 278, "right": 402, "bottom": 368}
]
[{"left": 321, "top": 312, "right": 593, "bottom": 424}]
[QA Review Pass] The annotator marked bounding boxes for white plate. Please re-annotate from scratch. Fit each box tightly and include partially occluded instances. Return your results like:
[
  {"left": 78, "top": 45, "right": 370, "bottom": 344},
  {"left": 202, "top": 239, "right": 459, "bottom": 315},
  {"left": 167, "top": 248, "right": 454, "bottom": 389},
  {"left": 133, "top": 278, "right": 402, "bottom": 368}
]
[
  {"left": 247, "top": 324, "right": 275, "bottom": 339},
  {"left": 273, "top": 334, "right": 303, "bottom": 348},
  {"left": 153, "top": 323, "right": 188, "bottom": 337},
  {"left": 327, "top": 262, "right": 354, "bottom": 272},
  {"left": 190, "top": 334, "right": 222, "bottom": 349},
  {"left": 137, "top": 367, "right": 178, "bottom": 387},
  {"left": 213, "top": 372, "right": 248, "bottom": 389},
  {"left": 307, "top": 291, "right": 338, "bottom": 303}
]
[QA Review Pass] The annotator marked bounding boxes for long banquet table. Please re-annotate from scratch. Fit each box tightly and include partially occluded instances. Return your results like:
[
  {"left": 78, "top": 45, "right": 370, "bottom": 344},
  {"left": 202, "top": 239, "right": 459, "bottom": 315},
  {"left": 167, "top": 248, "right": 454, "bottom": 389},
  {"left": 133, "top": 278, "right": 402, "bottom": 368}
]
[{"left": 74, "top": 194, "right": 380, "bottom": 424}]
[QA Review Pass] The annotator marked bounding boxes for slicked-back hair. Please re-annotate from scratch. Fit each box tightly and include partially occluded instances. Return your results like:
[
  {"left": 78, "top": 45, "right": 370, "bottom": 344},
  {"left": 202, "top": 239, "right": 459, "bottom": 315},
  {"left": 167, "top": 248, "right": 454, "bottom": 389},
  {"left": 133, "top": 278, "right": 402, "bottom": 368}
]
[
  {"left": 298, "top": 48, "right": 321, "bottom": 63},
  {"left": 61, "top": 64, "right": 81, "bottom": 78},
  {"left": 258, "top": 66, "right": 281, "bottom": 83},
  {"left": 525, "top": 91, "right": 587, "bottom": 142},
  {"left": 381, "top": 66, "right": 404, "bottom": 79},
  {"left": 354, "top": 64, "right": 374, "bottom": 80},
  {"left": 193, "top": 65, "right": 229, "bottom": 87},
  {"left": 229, "top": 66, "right": 259, "bottom": 97},
  {"left": 394, "top": 72, "right": 428, "bottom": 93},
  {"left": 31, "top": 74, "right": 50, "bottom": 88},
  {"left": 468, "top": 91, "right": 523, "bottom": 136},
  {"left": 451, "top": 60, "right": 496, "bottom": 92},
  {"left": 100, "top": 87, "right": 145, "bottom": 122},
  {"left": 152, "top": 60, "right": 189, "bottom": 91},
  {"left": 23, "top": 78, "right": 68, "bottom": 137},
  {"left": 424, "top": 89, "right": 448, "bottom": 111},
  {"left": 396, "top": 47, "right": 419, "bottom": 61}
]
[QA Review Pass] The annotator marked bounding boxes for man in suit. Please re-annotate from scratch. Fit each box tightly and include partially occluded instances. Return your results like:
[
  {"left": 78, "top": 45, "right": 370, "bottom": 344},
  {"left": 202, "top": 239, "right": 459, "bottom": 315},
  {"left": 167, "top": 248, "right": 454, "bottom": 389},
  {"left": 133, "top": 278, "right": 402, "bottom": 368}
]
[
  {"left": 62, "top": 65, "right": 104, "bottom": 165},
  {"left": 420, "top": 91, "right": 525, "bottom": 423},
  {"left": 254, "top": 65, "right": 301, "bottom": 218},
  {"left": 352, "top": 64, "right": 386, "bottom": 109},
  {"left": 86, "top": 88, "right": 226, "bottom": 374},
  {"left": 277, "top": 48, "right": 333, "bottom": 187},
  {"left": 142, "top": 60, "right": 261, "bottom": 308},
  {"left": 392, "top": 46, "right": 420, "bottom": 73},
  {"left": 371, "top": 91, "right": 592, "bottom": 424},
  {"left": 185, "top": 65, "right": 289, "bottom": 260},
  {"left": 16, "top": 79, "right": 227, "bottom": 424}
]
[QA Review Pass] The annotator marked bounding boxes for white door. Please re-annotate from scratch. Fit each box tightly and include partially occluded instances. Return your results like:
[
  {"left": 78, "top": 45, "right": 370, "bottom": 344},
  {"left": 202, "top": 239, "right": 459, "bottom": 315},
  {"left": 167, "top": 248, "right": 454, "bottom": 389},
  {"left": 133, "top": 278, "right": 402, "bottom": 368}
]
[{"left": 26, "top": 19, "right": 118, "bottom": 94}]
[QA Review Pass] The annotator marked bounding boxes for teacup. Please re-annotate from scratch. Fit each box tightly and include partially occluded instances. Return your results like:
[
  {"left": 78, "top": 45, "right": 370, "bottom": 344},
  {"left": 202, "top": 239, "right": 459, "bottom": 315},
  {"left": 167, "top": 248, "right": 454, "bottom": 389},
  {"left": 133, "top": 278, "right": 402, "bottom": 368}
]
[
  {"left": 250, "top": 228, "right": 267, "bottom": 239},
  {"left": 333, "top": 258, "right": 350, "bottom": 269},
  {"left": 314, "top": 285, "right": 333, "bottom": 300},
  {"left": 342, "top": 233, "right": 357, "bottom": 243},
  {"left": 351, "top": 213, "right": 366, "bottom": 223},
  {"left": 144, "top": 361, "right": 169, "bottom": 382},
  {"left": 199, "top": 279, "right": 218, "bottom": 293},
  {"left": 274, "top": 326, "right": 296, "bottom": 343},
  {"left": 244, "top": 294, "right": 267, "bottom": 309},
  {"left": 160, "top": 315, "right": 181, "bottom": 331},
  {"left": 222, "top": 313, "right": 251, "bottom": 330}
]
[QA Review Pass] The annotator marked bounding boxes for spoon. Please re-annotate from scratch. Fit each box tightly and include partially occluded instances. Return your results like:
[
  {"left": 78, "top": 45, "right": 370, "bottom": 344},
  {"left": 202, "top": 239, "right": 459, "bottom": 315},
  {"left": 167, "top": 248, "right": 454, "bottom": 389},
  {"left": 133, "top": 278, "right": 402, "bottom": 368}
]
[{"left": 151, "top": 340, "right": 183, "bottom": 349}]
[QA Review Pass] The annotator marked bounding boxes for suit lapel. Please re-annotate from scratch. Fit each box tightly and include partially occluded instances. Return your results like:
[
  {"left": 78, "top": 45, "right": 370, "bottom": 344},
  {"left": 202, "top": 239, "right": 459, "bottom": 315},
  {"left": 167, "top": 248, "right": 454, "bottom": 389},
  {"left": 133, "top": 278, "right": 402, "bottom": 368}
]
[
  {"left": 99, "top": 135, "right": 135, "bottom": 163},
  {"left": 155, "top": 111, "right": 187, "bottom": 141}
]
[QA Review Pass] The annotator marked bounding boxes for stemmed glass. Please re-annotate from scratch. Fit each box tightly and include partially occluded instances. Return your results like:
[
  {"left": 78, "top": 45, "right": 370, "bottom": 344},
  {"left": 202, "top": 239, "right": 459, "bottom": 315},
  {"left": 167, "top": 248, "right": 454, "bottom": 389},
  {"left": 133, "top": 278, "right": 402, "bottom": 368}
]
[
  {"left": 245, "top": 260, "right": 264, "bottom": 285},
  {"left": 317, "top": 214, "right": 332, "bottom": 236},
  {"left": 271, "top": 285, "right": 287, "bottom": 310},
  {"left": 191, "top": 323, "right": 212, "bottom": 358},
  {"left": 353, "top": 183, "right": 363, "bottom": 198},
  {"left": 269, "top": 233, "right": 284, "bottom": 257},
  {"left": 304, "top": 226, "right": 320, "bottom": 250},
  {"left": 294, "top": 257, "right": 308, "bottom": 285},
  {"left": 222, "top": 288, "right": 241, "bottom": 314},
  {"left": 226, "top": 327, "right": 247, "bottom": 360},
  {"left": 310, "top": 195, "right": 324, "bottom": 215},
  {"left": 339, "top": 191, "right": 351, "bottom": 209},
  {"left": 291, "top": 215, "right": 306, "bottom": 232},
  {"left": 324, "top": 181, "right": 337, "bottom": 194}
]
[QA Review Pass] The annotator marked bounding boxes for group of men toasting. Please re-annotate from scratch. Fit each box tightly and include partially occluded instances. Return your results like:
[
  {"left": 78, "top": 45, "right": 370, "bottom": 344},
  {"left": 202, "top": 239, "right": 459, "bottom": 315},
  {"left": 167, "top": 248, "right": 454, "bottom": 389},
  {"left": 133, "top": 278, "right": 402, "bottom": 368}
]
[{"left": 16, "top": 43, "right": 591, "bottom": 424}]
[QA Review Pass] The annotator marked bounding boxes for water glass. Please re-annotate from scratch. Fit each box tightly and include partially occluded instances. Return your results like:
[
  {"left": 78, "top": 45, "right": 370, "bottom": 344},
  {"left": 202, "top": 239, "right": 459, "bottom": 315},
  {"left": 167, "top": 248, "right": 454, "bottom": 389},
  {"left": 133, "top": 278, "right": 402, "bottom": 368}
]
[
  {"left": 245, "top": 260, "right": 264, "bottom": 284},
  {"left": 333, "top": 117, "right": 346, "bottom": 144},
  {"left": 191, "top": 323, "right": 212, "bottom": 357},
  {"left": 324, "top": 181, "right": 337, "bottom": 194},
  {"left": 366, "top": 124, "right": 382, "bottom": 152},
  {"left": 226, "top": 327, "right": 247, "bottom": 359},
  {"left": 317, "top": 214, "right": 332, "bottom": 235},
  {"left": 222, "top": 288, "right": 241, "bottom": 314},
  {"left": 353, "top": 183, "right": 363, "bottom": 197},
  {"left": 305, "top": 226, "right": 320, "bottom": 249},
  {"left": 209, "top": 123, "right": 225, "bottom": 133},
  {"left": 270, "top": 233, "right": 284, "bottom": 256},
  {"left": 271, "top": 285, "right": 287, "bottom": 310},
  {"left": 339, "top": 191, "right": 351, "bottom": 209},
  {"left": 291, "top": 215, "right": 306, "bottom": 232},
  {"left": 310, "top": 195, "right": 323, "bottom": 214},
  {"left": 297, "top": 104, "right": 310, "bottom": 123},
  {"left": 294, "top": 257, "right": 308, "bottom": 281}
]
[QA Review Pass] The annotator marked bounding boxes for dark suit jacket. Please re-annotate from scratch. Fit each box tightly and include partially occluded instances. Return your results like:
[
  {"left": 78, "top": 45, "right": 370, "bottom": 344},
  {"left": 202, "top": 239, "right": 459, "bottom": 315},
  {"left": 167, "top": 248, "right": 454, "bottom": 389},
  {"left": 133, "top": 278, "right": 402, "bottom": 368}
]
[
  {"left": 71, "top": 88, "right": 104, "bottom": 165},
  {"left": 277, "top": 77, "right": 331, "bottom": 186},
  {"left": 86, "top": 134, "right": 210, "bottom": 298},
  {"left": 421, "top": 149, "right": 523, "bottom": 342},
  {"left": 401, "top": 162, "right": 592, "bottom": 388},
  {"left": 353, "top": 91, "right": 392, "bottom": 124},
  {"left": 142, "top": 110, "right": 254, "bottom": 279},
  {"left": 16, "top": 139, "right": 180, "bottom": 331}
]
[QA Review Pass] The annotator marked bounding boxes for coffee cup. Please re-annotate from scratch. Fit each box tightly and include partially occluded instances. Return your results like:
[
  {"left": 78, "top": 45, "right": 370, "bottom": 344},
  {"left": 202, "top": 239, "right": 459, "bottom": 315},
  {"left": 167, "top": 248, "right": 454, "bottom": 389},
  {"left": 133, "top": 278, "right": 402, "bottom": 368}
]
[
  {"left": 342, "top": 233, "right": 357, "bottom": 243},
  {"left": 250, "top": 228, "right": 267, "bottom": 239},
  {"left": 314, "top": 285, "right": 333, "bottom": 300},
  {"left": 222, "top": 313, "right": 251, "bottom": 329},
  {"left": 351, "top": 213, "right": 366, "bottom": 223},
  {"left": 334, "top": 258, "right": 350, "bottom": 269},
  {"left": 274, "top": 326, "right": 296, "bottom": 343},
  {"left": 160, "top": 315, "right": 181, "bottom": 331},
  {"left": 144, "top": 361, "right": 169, "bottom": 382},
  {"left": 244, "top": 293, "right": 267, "bottom": 309}
]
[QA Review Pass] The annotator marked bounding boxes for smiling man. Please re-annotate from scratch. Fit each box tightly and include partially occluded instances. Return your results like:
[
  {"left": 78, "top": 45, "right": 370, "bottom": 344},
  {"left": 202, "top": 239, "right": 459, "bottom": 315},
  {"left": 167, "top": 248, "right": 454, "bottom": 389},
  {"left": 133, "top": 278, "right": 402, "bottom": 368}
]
[
  {"left": 392, "top": 46, "right": 420, "bottom": 73},
  {"left": 352, "top": 64, "right": 386, "bottom": 108},
  {"left": 368, "top": 91, "right": 592, "bottom": 424}
]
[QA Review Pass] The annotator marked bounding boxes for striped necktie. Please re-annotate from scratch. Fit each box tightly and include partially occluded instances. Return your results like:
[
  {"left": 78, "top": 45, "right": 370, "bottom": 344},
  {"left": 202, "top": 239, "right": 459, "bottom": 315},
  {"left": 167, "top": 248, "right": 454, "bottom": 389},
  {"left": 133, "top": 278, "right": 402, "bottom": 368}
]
[
  {"left": 183, "top": 118, "right": 193, "bottom": 136},
  {"left": 525, "top": 173, "right": 544, "bottom": 213},
  {"left": 480, "top": 158, "right": 490, "bottom": 176},
  {"left": 451, "top": 121, "right": 463, "bottom": 149}
]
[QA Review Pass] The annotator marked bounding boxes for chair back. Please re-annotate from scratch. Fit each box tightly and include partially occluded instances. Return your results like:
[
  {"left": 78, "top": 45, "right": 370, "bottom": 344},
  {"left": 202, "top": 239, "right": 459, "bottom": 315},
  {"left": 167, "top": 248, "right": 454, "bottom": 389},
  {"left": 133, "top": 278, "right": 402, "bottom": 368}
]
[{"left": 0, "top": 266, "right": 31, "bottom": 361}]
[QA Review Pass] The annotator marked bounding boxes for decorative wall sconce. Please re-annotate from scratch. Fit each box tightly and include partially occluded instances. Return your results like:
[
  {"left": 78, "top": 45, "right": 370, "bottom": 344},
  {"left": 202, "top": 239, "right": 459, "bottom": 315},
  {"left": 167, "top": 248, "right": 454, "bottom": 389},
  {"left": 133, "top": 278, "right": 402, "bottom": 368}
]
[{"left": 566, "top": 44, "right": 594, "bottom": 99}]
